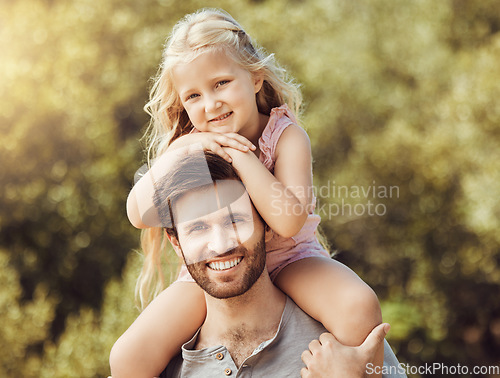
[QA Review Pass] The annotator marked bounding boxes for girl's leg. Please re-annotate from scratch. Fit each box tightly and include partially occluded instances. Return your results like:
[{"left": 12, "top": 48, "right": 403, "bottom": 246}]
[
  {"left": 110, "top": 281, "right": 206, "bottom": 378},
  {"left": 274, "top": 257, "right": 384, "bottom": 375}
]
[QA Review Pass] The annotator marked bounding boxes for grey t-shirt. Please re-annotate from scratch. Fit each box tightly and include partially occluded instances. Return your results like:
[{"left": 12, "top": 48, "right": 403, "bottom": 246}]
[{"left": 161, "top": 297, "right": 406, "bottom": 377}]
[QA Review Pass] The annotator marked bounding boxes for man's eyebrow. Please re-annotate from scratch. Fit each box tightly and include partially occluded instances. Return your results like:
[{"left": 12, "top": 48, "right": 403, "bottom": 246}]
[{"left": 180, "top": 219, "right": 207, "bottom": 230}]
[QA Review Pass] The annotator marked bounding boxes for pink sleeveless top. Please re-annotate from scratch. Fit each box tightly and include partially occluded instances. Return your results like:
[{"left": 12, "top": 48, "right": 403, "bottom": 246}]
[{"left": 258, "top": 105, "right": 329, "bottom": 280}]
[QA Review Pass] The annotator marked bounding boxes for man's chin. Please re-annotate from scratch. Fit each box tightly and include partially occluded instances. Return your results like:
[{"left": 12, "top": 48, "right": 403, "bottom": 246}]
[
  {"left": 187, "top": 262, "right": 264, "bottom": 299},
  {"left": 206, "top": 285, "right": 247, "bottom": 300},
  {"left": 193, "top": 269, "right": 250, "bottom": 299},
  {"left": 184, "top": 239, "right": 267, "bottom": 299}
]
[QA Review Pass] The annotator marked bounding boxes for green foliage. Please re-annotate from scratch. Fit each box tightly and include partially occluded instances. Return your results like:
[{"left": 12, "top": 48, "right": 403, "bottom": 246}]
[
  {"left": 0, "top": 0, "right": 145, "bottom": 339},
  {"left": 37, "top": 253, "right": 142, "bottom": 378},
  {"left": 1, "top": 0, "right": 499, "bottom": 376},
  {"left": 297, "top": 0, "right": 500, "bottom": 372},
  {"left": 0, "top": 249, "right": 56, "bottom": 376}
]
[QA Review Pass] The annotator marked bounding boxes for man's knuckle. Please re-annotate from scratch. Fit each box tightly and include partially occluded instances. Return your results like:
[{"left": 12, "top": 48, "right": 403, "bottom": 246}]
[{"left": 322, "top": 340, "right": 333, "bottom": 349}]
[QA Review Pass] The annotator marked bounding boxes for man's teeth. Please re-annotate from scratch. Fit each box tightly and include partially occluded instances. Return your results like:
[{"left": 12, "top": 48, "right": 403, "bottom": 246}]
[
  {"left": 212, "top": 112, "right": 231, "bottom": 121},
  {"left": 208, "top": 257, "right": 242, "bottom": 271}
]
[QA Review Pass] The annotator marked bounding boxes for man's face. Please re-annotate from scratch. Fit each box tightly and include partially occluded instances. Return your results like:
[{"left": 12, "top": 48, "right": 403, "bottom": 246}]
[{"left": 172, "top": 181, "right": 266, "bottom": 299}]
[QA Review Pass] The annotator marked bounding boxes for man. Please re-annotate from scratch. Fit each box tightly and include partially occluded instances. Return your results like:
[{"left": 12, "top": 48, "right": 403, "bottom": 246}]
[{"left": 140, "top": 149, "right": 405, "bottom": 377}]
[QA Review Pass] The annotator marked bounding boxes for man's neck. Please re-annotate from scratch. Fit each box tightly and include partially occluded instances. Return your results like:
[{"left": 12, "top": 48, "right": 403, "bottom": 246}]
[{"left": 195, "top": 272, "right": 286, "bottom": 367}]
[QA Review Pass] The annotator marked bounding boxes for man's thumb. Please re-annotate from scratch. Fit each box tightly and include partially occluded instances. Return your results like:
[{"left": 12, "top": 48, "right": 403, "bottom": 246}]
[{"left": 360, "top": 323, "right": 390, "bottom": 353}]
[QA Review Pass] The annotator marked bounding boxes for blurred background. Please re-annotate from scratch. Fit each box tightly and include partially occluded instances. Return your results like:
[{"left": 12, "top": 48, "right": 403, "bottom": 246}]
[{"left": 1, "top": 0, "right": 499, "bottom": 376}]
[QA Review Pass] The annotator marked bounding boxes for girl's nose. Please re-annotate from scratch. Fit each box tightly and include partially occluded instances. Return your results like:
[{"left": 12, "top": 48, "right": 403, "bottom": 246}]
[{"left": 205, "top": 96, "right": 223, "bottom": 113}]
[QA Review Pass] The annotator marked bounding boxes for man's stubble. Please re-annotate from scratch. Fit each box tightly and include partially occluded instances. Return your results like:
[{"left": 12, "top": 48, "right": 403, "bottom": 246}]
[{"left": 183, "top": 237, "right": 266, "bottom": 299}]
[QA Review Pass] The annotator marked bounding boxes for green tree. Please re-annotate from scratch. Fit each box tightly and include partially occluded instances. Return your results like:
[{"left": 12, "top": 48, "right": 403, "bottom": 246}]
[
  {"left": 0, "top": 249, "right": 56, "bottom": 376},
  {"left": 38, "top": 252, "right": 142, "bottom": 378},
  {"left": 1, "top": 0, "right": 499, "bottom": 376},
  {"left": 0, "top": 0, "right": 146, "bottom": 341},
  {"left": 299, "top": 0, "right": 500, "bottom": 373}
]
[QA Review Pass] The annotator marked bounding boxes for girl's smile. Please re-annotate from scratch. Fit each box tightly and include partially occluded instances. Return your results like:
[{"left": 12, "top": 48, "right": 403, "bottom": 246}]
[
  {"left": 209, "top": 111, "right": 233, "bottom": 123},
  {"left": 172, "top": 50, "right": 266, "bottom": 142}
]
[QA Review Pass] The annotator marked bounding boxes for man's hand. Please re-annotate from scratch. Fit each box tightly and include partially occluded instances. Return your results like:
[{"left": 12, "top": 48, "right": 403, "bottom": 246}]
[{"left": 300, "top": 323, "right": 390, "bottom": 378}]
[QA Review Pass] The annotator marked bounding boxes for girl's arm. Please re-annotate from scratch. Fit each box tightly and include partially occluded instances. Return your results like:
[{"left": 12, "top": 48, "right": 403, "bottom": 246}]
[
  {"left": 126, "top": 133, "right": 253, "bottom": 229},
  {"left": 225, "top": 124, "right": 313, "bottom": 238}
]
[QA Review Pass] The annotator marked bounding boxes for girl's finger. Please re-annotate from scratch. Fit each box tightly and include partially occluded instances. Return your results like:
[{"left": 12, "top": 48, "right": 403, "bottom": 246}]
[
  {"left": 210, "top": 143, "right": 233, "bottom": 162},
  {"left": 215, "top": 135, "right": 250, "bottom": 152},
  {"left": 220, "top": 133, "right": 256, "bottom": 150}
]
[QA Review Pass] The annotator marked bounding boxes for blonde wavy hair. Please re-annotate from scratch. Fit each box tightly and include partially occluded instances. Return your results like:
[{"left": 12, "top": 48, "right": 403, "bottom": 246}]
[{"left": 135, "top": 8, "right": 326, "bottom": 309}]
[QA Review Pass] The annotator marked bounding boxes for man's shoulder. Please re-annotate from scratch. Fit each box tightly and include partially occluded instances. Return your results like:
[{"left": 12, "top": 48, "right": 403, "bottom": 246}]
[{"left": 279, "top": 296, "right": 327, "bottom": 339}]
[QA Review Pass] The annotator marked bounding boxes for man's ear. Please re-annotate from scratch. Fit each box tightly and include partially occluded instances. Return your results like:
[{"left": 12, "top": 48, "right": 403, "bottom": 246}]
[{"left": 264, "top": 225, "right": 274, "bottom": 243}]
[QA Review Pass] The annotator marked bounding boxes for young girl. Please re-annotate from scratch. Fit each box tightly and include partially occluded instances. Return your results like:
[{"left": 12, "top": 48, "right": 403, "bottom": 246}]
[{"left": 111, "top": 8, "right": 383, "bottom": 377}]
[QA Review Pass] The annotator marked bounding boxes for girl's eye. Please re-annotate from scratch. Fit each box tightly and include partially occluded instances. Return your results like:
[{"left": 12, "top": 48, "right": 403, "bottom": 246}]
[
  {"left": 216, "top": 80, "right": 229, "bottom": 89},
  {"left": 186, "top": 93, "right": 199, "bottom": 101}
]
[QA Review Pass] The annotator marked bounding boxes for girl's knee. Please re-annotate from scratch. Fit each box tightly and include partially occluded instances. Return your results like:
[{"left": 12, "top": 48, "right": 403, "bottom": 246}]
[
  {"left": 356, "top": 284, "right": 382, "bottom": 324},
  {"left": 321, "top": 283, "right": 382, "bottom": 347},
  {"left": 334, "top": 283, "right": 381, "bottom": 331},
  {"left": 347, "top": 283, "right": 381, "bottom": 322}
]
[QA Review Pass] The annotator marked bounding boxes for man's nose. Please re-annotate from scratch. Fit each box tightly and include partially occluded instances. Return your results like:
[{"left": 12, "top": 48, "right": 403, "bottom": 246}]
[{"left": 207, "top": 225, "right": 238, "bottom": 255}]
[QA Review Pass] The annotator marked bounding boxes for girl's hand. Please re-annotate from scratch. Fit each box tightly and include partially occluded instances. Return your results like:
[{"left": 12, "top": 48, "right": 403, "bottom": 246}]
[{"left": 170, "top": 132, "right": 256, "bottom": 162}]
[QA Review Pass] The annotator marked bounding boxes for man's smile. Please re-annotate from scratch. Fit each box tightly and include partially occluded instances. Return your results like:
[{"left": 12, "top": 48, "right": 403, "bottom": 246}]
[{"left": 207, "top": 256, "right": 243, "bottom": 271}]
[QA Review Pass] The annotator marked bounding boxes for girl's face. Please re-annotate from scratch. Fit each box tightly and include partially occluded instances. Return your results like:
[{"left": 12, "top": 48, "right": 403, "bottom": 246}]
[{"left": 172, "top": 50, "right": 264, "bottom": 138}]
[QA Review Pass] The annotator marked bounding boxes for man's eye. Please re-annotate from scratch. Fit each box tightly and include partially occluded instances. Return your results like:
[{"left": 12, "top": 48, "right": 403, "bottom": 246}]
[
  {"left": 189, "top": 224, "right": 207, "bottom": 233},
  {"left": 229, "top": 217, "right": 246, "bottom": 226}
]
